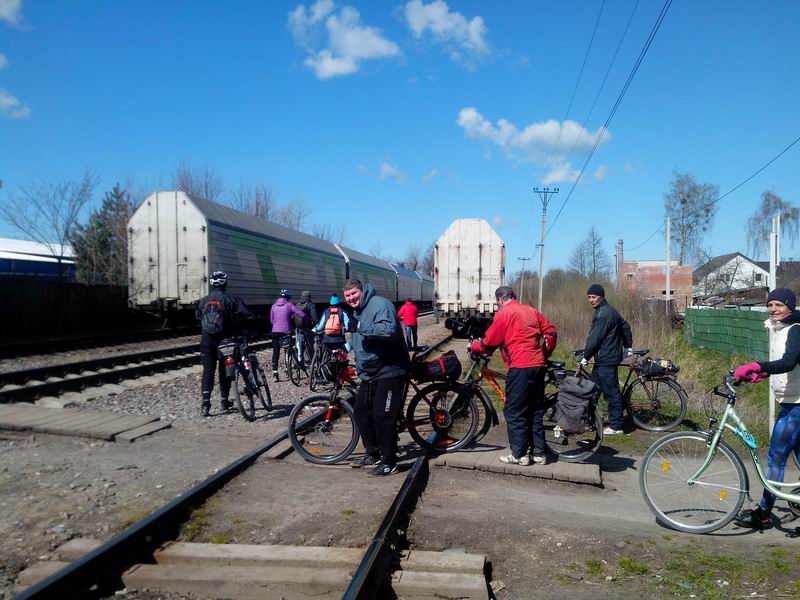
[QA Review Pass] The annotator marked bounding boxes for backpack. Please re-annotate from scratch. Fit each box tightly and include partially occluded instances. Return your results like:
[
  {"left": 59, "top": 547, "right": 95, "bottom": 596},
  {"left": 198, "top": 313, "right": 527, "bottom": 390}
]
[
  {"left": 412, "top": 350, "right": 463, "bottom": 382},
  {"left": 324, "top": 307, "right": 344, "bottom": 336},
  {"left": 295, "top": 300, "right": 309, "bottom": 328},
  {"left": 553, "top": 376, "right": 600, "bottom": 434},
  {"left": 200, "top": 298, "right": 226, "bottom": 335}
]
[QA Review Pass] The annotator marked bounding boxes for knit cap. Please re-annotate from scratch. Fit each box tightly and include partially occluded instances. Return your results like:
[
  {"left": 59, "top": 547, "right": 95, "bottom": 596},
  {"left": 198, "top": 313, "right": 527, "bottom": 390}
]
[
  {"left": 767, "top": 288, "right": 796, "bottom": 311},
  {"left": 587, "top": 283, "right": 605, "bottom": 297}
]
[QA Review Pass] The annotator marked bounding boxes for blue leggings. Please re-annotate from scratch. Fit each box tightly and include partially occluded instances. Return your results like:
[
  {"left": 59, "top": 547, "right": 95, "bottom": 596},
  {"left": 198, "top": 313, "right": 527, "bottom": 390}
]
[{"left": 759, "top": 403, "right": 800, "bottom": 513}]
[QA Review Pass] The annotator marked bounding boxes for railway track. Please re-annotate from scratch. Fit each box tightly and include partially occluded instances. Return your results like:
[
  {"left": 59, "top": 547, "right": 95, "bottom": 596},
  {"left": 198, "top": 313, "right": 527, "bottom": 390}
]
[
  {"left": 12, "top": 334, "right": 489, "bottom": 600},
  {"left": 0, "top": 341, "right": 269, "bottom": 403},
  {"left": 0, "top": 327, "right": 198, "bottom": 359}
]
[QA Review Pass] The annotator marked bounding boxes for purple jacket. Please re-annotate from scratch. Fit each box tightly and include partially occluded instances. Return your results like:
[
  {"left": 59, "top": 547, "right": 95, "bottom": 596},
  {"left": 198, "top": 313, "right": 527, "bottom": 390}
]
[{"left": 270, "top": 298, "right": 305, "bottom": 334}]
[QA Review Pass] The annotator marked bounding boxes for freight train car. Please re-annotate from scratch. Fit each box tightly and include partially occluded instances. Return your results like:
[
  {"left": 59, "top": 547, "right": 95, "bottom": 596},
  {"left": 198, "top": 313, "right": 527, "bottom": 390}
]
[
  {"left": 434, "top": 218, "right": 505, "bottom": 337},
  {"left": 128, "top": 191, "right": 432, "bottom": 319}
]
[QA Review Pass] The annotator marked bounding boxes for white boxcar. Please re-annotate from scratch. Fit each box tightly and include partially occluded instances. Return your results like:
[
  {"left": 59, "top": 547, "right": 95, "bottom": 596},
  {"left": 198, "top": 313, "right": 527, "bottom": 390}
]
[{"left": 434, "top": 219, "right": 505, "bottom": 317}]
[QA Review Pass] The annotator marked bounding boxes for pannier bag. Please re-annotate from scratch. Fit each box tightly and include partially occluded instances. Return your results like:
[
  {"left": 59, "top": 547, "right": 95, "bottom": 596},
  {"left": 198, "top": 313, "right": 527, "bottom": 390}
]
[
  {"left": 412, "top": 350, "right": 463, "bottom": 382},
  {"left": 641, "top": 357, "right": 679, "bottom": 375},
  {"left": 554, "top": 376, "right": 600, "bottom": 434}
]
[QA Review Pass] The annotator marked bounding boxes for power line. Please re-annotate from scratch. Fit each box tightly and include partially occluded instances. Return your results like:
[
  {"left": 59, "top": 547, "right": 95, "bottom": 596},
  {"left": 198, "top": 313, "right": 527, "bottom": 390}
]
[
  {"left": 541, "top": 0, "right": 607, "bottom": 176},
  {"left": 546, "top": 0, "right": 673, "bottom": 239}
]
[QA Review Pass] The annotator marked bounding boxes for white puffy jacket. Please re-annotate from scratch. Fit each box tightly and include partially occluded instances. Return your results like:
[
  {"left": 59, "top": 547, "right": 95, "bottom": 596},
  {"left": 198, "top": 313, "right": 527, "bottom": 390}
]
[{"left": 764, "top": 317, "right": 800, "bottom": 404}]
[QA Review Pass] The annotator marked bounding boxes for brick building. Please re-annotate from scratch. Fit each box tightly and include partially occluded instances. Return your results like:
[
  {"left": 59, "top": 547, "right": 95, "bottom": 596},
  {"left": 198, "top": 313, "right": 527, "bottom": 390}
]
[{"left": 618, "top": 259, "right": 693, "bottom": 309}]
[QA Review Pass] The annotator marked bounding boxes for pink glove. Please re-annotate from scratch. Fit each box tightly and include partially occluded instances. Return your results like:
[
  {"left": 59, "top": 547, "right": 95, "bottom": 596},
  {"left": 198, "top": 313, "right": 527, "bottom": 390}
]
[
  {"left": 470, "top": 339, "right": 486, "bottom": 354},
  {"left": 733, "top": 362, "right": 761, "bottom": 383}
]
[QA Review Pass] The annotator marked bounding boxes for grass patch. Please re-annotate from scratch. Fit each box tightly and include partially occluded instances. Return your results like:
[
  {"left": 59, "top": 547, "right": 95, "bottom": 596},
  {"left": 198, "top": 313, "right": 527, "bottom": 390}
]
[
  {"left": 341, "top": 508, "right": 355, "bottom": 516},
  {"left": 209, "top": 533, "right": 230, "bottom": 544},
  {"left": 661, "top": 544, "right": 744, "bottom": 598},
  {"left": 182, "top": 507, "right": 210, "bottom": 541},
  {"left": 618, "top": 557, "right": 649, "bottom": 576},
  {"left": 231, "top": 516, "right": 243, "bottom": 526},
  {"left": 585, "top": 559, "right": 605, "bottom": 577}
]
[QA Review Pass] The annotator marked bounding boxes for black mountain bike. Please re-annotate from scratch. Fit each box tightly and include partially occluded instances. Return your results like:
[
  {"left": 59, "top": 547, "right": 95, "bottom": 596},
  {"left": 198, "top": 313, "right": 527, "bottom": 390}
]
[{"left": 219, "top": 336, "right": 272, "bottom": 421}]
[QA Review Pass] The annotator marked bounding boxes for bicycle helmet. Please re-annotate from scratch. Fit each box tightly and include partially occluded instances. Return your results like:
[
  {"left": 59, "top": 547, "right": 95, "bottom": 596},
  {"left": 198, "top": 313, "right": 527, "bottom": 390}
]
[
  {"left": 209, "top": 271, "right": 228, "bottom": 287},
  {"left": 280, "top": 289, "right": 292, "bottom": 298}
]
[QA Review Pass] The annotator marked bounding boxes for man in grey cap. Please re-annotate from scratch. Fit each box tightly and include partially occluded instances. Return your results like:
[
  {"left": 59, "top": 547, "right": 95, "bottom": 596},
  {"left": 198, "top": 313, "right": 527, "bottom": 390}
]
[
  {"left": 582, "top": 283, "right": 632, "bottom": 435},
  {"left": 295, "top": 291, "right": 319, "bottom": 369}
]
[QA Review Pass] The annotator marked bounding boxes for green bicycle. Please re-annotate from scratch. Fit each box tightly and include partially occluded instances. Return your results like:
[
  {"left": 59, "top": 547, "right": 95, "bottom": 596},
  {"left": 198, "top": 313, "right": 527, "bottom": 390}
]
[{"left": 639, "top": 373, "right": 800, "bottom": 533}]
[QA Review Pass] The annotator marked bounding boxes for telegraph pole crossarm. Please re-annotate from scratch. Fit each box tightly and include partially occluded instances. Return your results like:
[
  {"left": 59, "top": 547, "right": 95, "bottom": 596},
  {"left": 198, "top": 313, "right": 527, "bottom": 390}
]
[{"left": 533, "top": 187, "right": 559, "bottom": 310}]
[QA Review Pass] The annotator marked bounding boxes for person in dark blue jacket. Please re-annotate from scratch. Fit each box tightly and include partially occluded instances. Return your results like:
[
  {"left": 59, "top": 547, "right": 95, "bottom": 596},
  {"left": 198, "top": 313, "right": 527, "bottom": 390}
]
[
  {"left": 344, "top": 279, "right": 410, "bottom": 476},
  {"left": 582, "top": 284, "right": 633, "bottom": 435}
]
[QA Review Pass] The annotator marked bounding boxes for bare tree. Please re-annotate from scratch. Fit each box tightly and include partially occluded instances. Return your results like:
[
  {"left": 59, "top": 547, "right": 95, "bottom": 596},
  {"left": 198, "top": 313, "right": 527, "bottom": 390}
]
[
  {"left": 419, "top": 242, "right": 435, "bottom": 275},
  {"left": 368, "top": 242, "right": 393, "bottom": 262},
  {"left": 664, "top": 171, "right": 719, "bottom": 265},
  {"left": 227, "top": 180, "right": 277, "bottom": 221},
  {"left": 398, "top": 243, "right": 423, "bottom": 271},
  {"left": 173, "top": 163, "right": 225, "bottom": 202},
  {"left": 567, "top": 238, "right": 589, "bottom": 277},
  {"left": 0, "top": 171, "right": 97, "bottom": 281},
  {"left": 746, "top": 190, "right": 800, "bottom": 258},
  {"left": 275, "top": 199, "right": 312, "bottom": 231},
  {"left": 585, "top": 226, "right": 612, "bottom": 279},
  {"left": 311, "top": 221, "right": 349, "bottom": 244}
]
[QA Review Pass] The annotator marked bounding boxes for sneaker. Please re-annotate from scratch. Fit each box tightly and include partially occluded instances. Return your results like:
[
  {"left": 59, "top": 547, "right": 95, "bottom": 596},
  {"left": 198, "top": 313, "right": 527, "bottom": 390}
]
[
  {"left": 735, "top": 506, "right": 772, "bottom": 529},
  {"left": 350, "top": 454, "right": 380, "bottom": 468},
  {"left": 367, "top": 462, "right": 398, "bottom": 477},
  {"left": 603, "top": 426, "right": 625, "bottom": 435},
  {"left": 201, "top": 402, "right": 211, "bottom": 418},
  {"left": 530, "top": 453, "right": 546, "bottom": 465},
  {"left": 220, "top": 399, "right": 233, "bottom": 412},
  {"left": 499, "top": 453, "right": 530, "bottom": 466},
  {"left": 272, "top": 371, "right": 279, "bottom": 383}
]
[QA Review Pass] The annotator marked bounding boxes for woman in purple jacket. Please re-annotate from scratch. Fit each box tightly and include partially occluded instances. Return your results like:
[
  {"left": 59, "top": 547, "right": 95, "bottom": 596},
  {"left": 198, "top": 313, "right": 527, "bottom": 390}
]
[{"left": 270, "top": 289, "right": 306, "bottom": 381}]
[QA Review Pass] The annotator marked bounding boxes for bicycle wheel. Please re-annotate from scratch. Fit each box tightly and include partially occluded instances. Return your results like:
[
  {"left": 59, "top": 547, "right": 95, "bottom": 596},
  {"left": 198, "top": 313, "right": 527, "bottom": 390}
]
[
  {"left": 286, "top": 349, "right": 301, "bottom": 386},
  {"left": 288, "top": 393, "right": 359, "bottom": 464},
  {"left": 639, "top": 431, "right": 747, "bottom": 533},
  {"left": 627, "top": 376, "right": 688, "bottom": 432},
  {"left": 251, "top": 359, "right": 272, "bottom": 411},
  {"left": 471, "top": 386, "right": 497, "bottom": 443},
  {"left": 543, "top": 394, "right": 603, "bottom": 462},
  {"left": 308, "top": 351, "right": 323, "bottom": 391},
  {"left": 231, "top": 368, "right": 256, "bottom": 422},
  {"left": 406, "top": 382, "right": 478, "bottom": 452}
]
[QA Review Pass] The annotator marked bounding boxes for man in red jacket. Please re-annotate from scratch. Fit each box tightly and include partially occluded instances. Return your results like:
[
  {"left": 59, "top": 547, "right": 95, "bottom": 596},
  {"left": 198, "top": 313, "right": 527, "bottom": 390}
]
[
  {"left": 397, "top": 298, "right": 419, "bottom": 349},
  {"left": 470, "top": 286, "right": 557, "bottom": 466}
]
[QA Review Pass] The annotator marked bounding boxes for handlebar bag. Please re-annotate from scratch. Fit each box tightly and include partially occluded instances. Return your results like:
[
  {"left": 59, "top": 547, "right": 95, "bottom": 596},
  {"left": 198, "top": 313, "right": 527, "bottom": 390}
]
[
  {"left": 641, "top": 357, "right": 679, "bottom": 375},
  {"left": 554, "top": 376, "right": 600, "bottom": 434},
  {"left": 412, "top": 350, "right": 463, "bottom": 382}
]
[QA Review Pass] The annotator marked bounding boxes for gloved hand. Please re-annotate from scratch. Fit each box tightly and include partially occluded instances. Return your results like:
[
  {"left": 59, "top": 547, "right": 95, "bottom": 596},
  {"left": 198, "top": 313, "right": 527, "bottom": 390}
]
[
  {"left": 469, "top": 339, "right": 485, "bottom": 354},
  {"left": 733, "top": 362, "right": 762, "bottom": 383},
  {"left": 626, "top": 348, "right": 633, "bottom": 356},
  {"left": 579, "top": 357, "right": 589, "bottom": 367}
]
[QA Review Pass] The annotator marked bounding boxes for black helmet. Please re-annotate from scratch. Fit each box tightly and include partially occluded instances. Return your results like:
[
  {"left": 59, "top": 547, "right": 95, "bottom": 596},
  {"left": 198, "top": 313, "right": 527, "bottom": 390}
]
[
  {"left": 280, "top": 288, "right": 292, "bottom": 298},
  {"left": 210, "top": 271, "right": 228, "bottom": 287}
]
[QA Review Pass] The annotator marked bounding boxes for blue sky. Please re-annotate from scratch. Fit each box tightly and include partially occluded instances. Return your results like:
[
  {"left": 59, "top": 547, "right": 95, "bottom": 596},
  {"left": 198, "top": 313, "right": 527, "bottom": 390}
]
[{"left": 1, "top": 0, "right": 799, "bottom": 273}]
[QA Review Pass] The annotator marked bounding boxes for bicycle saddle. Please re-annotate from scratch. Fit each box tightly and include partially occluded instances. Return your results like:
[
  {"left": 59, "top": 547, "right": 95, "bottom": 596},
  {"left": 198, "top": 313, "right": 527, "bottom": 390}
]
[{"left": 547, "top": 360, "right": 566, "bottom": 369}]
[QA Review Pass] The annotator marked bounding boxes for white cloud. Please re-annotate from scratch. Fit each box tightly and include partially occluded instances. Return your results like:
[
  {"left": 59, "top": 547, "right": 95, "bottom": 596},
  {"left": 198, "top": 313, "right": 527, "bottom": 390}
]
[
  {"left": 592, "top": 165, "right": 609, "bottom": 182},
  {"left": 542, "top": 163, "right": 580, "bottom": 185},
  {"left": 456, "top": 107, "right": 611, "bottom": 182},
  {"left": 492, "top": 215, "right": 504, "bottom": 228},
  {"left": 0, "top": 0, "right": 22, "bottom": 27},
  {"left": 379, "top": 161, "right": 406, "bottom": 183},
  {"left": 421, "top": 168, "right": 438, "bottom": 182},
  {"left": 288, "top": 2, "right": 400, "bottom": 79},
  {"left": 0, "top": 89, "right": 31, "bottom": 119},
  {"left": 404, "top": 0, "right": 489, "bottom": 65},
  {"left": 0, "top": 53, "right": 8, "bottom": 70},
  {"left": 624, "top": 161, "right": 638, "bottom": 175}
]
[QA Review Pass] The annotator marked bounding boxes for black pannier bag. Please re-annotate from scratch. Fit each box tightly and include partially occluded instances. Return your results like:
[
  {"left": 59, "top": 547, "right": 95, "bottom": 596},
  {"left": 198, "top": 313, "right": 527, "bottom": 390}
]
[
  {"left": 641, "top": 357, "right": 679, "bottom": 375},
  {"left": 554, "top": 376, "right": 600, "bottom": 434},
  {"left": 412, "top": 350, "right": 463, "bottom": 382}
]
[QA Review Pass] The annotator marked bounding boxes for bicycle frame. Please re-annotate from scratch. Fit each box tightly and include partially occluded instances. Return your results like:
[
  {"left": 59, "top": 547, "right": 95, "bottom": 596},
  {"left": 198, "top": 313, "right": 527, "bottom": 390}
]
[{"left": 690, "top": 389, "right": 800, "bottom": 504}]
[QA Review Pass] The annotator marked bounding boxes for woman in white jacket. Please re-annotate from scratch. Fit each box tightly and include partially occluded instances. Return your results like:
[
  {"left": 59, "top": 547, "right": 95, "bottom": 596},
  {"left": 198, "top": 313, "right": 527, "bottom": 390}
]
[{"left": 733, "top": 288, "right": 800, "bottom": 528}]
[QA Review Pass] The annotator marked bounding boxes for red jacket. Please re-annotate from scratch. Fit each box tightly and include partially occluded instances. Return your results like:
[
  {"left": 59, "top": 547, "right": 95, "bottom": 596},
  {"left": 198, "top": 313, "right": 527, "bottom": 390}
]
[
  {"left": 397, "top": 301, "right": 419, "bottom": 326},
  {"left": 477, "top": 300, "right": 557, "bottom": 369}
]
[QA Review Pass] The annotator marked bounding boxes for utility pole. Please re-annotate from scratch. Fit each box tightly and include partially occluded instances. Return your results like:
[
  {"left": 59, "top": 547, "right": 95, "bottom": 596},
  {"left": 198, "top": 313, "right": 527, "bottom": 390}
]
[
  {"left": 533, "top": 187, "right": 559, "bottom": 310},
  {"left": 768, "top": 214, "right": 781, "bottom": 436},
  {"left": 665, "top": 217, "right": 671, "bottom": 319},
  {"left": 518, "top": 257, "right": 530, "bottom": 303}
]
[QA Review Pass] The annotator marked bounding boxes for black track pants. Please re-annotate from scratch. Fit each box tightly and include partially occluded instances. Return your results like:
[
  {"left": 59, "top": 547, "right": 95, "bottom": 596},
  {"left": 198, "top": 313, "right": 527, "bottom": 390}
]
[
  {"left": 354, "top": 376, "right": 406, "bottom": 466},
  {"left": 200, "top": 347, "right": 231, "bottom": 403},
  {"left": 504, "top": 366, "right": 546, "bottom": 458}
]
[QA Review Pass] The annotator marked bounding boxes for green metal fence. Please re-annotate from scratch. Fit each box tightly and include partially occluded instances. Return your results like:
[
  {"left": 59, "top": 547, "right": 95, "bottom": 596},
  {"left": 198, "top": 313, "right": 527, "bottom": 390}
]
[{"left": 684, "top": 308, "right": 768, "bottom": 361}]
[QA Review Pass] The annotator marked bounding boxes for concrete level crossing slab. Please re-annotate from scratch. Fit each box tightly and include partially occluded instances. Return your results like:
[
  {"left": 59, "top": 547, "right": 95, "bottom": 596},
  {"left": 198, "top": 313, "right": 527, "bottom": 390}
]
[
  {"left": 435, "top": 448, "right": 602, "bottom": 486},
  {"left": 113, "top": 420, "right": 171, "bottom": 442}
]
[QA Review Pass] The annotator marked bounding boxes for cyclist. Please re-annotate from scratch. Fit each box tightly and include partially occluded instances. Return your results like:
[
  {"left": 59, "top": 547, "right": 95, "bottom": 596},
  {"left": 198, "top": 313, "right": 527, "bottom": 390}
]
[
  {"left": 295, "top": 291, "right": 319, "bottom": 369},
  {"left": 196, "top": 270, "right": 253, "bottom": 417},
  {"left": 344, "top": 279, "right": 410, "bottom": 476},
  {"left": 733, "top": 287, "right": 800, "bottom": 529},
  {"left": 470, "top": 285, "right": 557, "bottom": 466},
  {"left": 315, "top": 294, "right": 352, "bottom": 352},
  {"left": 582, "top": 283, "right": 633, "bottom": 435},
  {"left": 270, "top": 289, "right": 305, "bottom": 382},
  {"left": 397, "top": 298, "right": 419, "bottom": 350}
]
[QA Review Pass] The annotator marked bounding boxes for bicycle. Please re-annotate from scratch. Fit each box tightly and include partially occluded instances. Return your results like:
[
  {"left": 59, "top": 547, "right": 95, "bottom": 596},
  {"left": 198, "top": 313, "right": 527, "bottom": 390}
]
[
  {"left": 278, "top": 331, "right": 303, "bottom": 386},
  {"left": 287, "top": 349, "right": 479, "bottom": 464},
  {"left": 461, "top": 349, "right": 603, "bottom": 462},
  {"left": 218, "top": 335, "right": 272, "bottom": 421},
  {"left": 574, "top": 348, "right": 688, "bottom": 432},
  {"left": 639, "top": 373, "right": 800, "bottom": 534},
  {"left": 307, "top": 334, "right": 334, "bottom": 392}
]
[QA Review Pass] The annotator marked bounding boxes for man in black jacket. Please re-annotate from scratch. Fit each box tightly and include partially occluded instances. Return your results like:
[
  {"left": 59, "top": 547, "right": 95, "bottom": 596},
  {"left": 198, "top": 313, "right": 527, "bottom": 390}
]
[
  {"left": 295, "top": 291, "right": 319, "bottom": 368},
  {"left": 196, "top": 271, "right": 253, "bottom": 417},
  {"left": 582, "top": 283, "right": 633, "bottom": 435}
]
